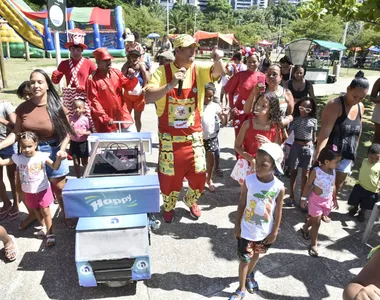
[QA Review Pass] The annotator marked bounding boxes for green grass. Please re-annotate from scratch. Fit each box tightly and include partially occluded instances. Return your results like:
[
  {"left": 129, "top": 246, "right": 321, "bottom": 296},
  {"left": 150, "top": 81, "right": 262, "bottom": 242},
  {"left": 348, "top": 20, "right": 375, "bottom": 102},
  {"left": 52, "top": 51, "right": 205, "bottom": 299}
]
[{"left": 316, "top": 95, "right": 374, "bottom": 186}]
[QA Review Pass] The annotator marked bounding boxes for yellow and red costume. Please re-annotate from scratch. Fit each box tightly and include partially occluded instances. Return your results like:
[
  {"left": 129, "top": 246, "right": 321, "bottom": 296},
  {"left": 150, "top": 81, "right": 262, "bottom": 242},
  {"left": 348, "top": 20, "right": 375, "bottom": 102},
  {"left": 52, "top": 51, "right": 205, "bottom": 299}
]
[{"left": 149, "top": 62, "right": 214, "bottom": 212}]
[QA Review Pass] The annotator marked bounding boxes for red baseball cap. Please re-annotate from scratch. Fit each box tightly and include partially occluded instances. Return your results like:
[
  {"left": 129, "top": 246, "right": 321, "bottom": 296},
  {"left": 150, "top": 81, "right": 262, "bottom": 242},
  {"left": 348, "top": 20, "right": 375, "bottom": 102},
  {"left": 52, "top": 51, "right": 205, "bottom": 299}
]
[{"left": 93, "top": 48, "right": 114, "bottom": 60}]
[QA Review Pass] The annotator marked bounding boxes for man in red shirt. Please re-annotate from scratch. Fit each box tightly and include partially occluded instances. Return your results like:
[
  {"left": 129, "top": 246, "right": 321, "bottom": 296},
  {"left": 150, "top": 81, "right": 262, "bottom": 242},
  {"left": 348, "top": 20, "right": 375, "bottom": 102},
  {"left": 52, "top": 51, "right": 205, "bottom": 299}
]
[
  {"left": 86, "top": 48, "right": 138, "bottom": 133},
  {"left": 51, "top": 28, "right": 96, "bottom": 130}
]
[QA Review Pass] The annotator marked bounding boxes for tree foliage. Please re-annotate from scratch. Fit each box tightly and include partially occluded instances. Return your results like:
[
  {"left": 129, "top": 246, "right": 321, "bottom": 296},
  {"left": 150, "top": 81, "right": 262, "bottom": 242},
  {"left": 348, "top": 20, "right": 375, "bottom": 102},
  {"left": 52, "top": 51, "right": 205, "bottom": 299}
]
[
  {"left": 203, "top": 0, "right": 232, "bottom": 15},
  {"left": 286, "top": 14, "right": 344, "bottom": 43},
  {"left": 299, "top": 0, "right": 380, "bottom": 26}
]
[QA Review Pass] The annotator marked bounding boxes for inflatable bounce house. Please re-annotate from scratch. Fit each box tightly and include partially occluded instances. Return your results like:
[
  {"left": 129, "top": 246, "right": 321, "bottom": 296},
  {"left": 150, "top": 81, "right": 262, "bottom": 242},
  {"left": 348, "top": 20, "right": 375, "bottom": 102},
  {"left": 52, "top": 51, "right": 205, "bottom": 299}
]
[
  {"left": 0, "top": 22, "right": 45, "bottom": 58},
  {"left": 0, "top": 0, "right": 126, "bottom": 58}
]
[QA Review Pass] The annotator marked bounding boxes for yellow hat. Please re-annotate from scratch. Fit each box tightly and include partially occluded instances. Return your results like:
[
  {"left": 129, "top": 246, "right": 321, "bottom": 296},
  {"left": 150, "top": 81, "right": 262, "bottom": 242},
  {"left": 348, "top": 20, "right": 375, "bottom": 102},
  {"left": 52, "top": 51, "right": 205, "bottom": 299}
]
[{"left": 173, "top": 34, "right": 200, "bottom": 49}]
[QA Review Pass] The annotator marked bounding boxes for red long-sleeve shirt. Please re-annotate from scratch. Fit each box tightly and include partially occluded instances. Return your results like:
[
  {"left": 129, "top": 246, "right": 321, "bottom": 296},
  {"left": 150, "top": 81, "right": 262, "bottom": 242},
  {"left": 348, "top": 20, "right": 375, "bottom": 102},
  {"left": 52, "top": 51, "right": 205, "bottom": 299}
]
[
  {"left": 86, "top": 68, "right": 138, "bottom": 133},
  {"left": 52, "top": 58, "right": 97, "bottom": 88}
]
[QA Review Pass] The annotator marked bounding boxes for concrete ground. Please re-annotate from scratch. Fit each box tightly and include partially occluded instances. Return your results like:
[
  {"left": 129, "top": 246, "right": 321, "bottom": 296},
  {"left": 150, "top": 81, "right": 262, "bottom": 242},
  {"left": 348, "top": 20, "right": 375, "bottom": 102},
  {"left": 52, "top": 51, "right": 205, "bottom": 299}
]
[{"left": 0, "top": 74, "right": 379, "bottom": 300}]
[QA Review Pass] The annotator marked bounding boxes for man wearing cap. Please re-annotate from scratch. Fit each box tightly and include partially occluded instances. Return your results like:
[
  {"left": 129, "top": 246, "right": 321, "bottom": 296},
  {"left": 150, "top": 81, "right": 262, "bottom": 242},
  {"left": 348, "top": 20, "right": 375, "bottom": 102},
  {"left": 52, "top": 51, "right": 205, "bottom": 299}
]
[
  {"left": 86, "top": 48, "right": 138, "bottom": 133},
  {"left": 158, "top": 51, "right": 175, "bottom": 66},
  {"left": 121, "top": 49, "right": 149, "bottom": 132},
  {"left": 145, "top": 34, "right": 224, "bottom": 223},
  {"left": 52, "top": 28, "right": 96, "bottom": 129}
]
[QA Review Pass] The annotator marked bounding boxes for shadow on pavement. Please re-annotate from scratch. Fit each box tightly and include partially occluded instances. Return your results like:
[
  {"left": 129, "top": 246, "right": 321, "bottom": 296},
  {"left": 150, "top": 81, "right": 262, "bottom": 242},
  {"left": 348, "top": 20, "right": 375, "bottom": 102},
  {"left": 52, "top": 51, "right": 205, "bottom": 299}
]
[{"left": 146, "top": 272, "right": 236, "bottom": 298}]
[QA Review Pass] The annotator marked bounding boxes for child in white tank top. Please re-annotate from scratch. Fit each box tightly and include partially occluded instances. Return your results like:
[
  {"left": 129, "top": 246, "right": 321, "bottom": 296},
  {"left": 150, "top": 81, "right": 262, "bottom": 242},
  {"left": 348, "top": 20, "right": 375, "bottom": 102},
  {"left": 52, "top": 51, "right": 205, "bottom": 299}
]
[
  {"left": 231, "top": 143, "right": 285, "bottom": 300},
  {"left": 300, "top": 145, "right": 341, "bottom": 257}
]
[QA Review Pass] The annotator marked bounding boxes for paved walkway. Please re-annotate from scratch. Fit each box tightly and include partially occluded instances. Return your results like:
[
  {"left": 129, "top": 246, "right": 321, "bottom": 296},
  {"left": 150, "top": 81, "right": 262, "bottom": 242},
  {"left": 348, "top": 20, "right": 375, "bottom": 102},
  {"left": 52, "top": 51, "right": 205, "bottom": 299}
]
[{"left": 0, "top": 67, "right": 379, "bottom": 299}]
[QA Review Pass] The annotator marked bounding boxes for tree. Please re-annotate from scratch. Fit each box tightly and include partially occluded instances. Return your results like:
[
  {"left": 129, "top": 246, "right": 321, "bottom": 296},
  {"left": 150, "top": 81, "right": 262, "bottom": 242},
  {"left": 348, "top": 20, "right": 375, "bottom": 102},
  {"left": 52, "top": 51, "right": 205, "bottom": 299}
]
[
  {"left": 285, "top": 14, "right": 344, "bottom": 43},
  {"left": 123, "top": 5, "right": 165, "bottom": 37},
  {"left": 266, "top": 0, "right": 299, "bottom": 26},
  {"left": 299, "top": 0, "right": 380, "bottom": 26},
  {"left": 203, "top": 0, "right": 232, "bottom": 15}
]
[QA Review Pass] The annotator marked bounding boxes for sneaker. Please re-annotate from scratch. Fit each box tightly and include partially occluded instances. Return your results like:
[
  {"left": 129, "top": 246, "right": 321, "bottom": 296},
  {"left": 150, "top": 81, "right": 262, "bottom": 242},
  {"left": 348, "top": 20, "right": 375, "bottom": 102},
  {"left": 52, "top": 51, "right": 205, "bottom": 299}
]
[
  {"left": 348, "top": 206, "right": 358, "bottom": 217},
  {"left": 162, "top": 210, "right": 175, "bottom": 223},
  {"left": 357, "top": 210, "right": 365, "bottom": 222},
  {"left": 284, "top": 199, "right": 296, "bottom": 207},
  {"left": 189, "top": 203, "right": 201, "bottom": 219}
]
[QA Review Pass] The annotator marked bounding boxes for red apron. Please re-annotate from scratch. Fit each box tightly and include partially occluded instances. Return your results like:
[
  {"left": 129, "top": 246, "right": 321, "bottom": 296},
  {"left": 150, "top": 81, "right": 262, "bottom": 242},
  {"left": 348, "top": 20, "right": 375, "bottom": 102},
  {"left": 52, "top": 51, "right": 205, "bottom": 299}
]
[{"left": 158, "top": 64, "right": 206, "bottom": 212}]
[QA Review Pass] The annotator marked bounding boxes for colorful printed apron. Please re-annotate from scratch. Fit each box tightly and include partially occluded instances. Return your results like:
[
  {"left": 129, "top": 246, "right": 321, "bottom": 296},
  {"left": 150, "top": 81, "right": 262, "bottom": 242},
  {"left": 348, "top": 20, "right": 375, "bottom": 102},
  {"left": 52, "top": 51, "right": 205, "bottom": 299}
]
[
  {"left": 158, "top": 64, "right": 206, "bottom": 212},
  {"left": 62, "top": 58, "right": 95, "bottom": 131}
]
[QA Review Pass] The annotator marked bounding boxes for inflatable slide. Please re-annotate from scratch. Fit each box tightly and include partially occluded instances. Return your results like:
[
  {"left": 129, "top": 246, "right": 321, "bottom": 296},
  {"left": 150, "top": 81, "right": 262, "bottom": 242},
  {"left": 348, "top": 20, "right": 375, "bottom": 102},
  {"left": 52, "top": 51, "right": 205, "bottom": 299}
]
[{"left": 0, "top": 0, "right": 45, "bottom": 49}]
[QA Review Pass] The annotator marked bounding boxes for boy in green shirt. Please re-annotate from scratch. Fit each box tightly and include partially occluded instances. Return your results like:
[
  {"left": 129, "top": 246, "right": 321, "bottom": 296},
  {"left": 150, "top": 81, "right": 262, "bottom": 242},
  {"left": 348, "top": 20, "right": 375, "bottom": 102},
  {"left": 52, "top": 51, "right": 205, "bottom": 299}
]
[{"left": 348, "top": 143, "right": 380, "bottom": 222}]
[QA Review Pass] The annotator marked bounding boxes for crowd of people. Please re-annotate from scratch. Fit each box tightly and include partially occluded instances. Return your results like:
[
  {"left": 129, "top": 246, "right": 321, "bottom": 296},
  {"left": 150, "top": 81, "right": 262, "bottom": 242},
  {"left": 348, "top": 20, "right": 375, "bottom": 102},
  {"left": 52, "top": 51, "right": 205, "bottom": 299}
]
[{"left": 0, "top": 29, "right": 379, "bottom": 300}]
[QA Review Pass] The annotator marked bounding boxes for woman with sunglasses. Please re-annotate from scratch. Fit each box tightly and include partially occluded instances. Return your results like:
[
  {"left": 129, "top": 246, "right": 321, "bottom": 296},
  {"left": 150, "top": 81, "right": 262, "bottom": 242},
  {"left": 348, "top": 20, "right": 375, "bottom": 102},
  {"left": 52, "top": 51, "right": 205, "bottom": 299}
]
[{"left": 314, "top": 71, "right": 369, "bottom": 222}]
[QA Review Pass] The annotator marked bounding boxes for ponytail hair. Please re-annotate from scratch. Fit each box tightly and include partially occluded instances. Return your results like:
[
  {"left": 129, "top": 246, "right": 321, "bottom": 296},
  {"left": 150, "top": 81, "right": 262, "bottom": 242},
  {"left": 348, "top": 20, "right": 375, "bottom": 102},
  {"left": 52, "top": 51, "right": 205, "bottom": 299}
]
[
  {"left": 349, "top": 71, "right": 369, "bottom": 90},
  {"left": 311, "top": 144, "right": 340, "bottom": 170}
]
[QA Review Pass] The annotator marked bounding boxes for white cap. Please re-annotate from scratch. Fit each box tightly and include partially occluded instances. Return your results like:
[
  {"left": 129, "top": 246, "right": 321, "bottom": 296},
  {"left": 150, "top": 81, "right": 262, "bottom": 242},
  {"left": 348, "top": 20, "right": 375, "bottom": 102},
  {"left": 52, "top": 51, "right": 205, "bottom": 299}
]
[
  {"left": 259, "top": 143, "right": 284, "bottom": 174},
  {"left": 124, "top": 34, "right": 135, "bottom": 42}
]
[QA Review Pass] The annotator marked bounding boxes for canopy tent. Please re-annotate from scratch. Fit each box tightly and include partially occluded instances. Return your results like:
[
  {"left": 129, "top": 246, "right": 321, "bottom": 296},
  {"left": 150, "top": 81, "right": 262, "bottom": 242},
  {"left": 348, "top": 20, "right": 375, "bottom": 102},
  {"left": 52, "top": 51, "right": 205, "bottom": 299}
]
[
  {"left": 369, "top": 46, "right": 380, "bottom": 53},
  {"left": 259, "top": 40, "right": 274, "bottom": 46},
  {"left": 282, "top": 38, "right": 347, "bottom": 66},
  {"left": 194, "top": 31, "right": 239, "bottom": 46}
]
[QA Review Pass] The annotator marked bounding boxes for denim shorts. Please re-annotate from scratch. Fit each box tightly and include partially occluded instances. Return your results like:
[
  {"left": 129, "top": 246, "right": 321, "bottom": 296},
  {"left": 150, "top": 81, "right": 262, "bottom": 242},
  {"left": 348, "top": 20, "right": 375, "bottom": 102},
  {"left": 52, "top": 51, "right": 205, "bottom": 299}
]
[
  {"left": 287, "top": 143, "right": 314, "bottom": 170},
  {"left": 38, "top": 140, "right": 69, "bottom": 179},
  {"left": 336, "top": 159, "right": 353, "bottom": 174},
  {"left": 0, "top": 145, "right": 15, "bottom": 159}
]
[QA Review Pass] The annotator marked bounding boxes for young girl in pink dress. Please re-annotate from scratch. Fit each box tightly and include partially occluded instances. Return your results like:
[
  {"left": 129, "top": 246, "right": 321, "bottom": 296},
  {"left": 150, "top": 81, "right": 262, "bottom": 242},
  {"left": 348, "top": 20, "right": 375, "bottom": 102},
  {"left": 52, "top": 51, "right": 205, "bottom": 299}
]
[{"left": 232, "top": 92, "right": 282, "bottom": 186}]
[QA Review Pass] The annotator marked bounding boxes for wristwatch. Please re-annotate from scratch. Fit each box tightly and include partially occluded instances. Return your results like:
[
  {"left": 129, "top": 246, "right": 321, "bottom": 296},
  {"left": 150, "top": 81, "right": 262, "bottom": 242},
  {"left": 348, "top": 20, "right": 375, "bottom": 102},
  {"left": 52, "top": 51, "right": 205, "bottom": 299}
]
[{"left": 301, "top": 197, "right": 308, "bottom": 201}]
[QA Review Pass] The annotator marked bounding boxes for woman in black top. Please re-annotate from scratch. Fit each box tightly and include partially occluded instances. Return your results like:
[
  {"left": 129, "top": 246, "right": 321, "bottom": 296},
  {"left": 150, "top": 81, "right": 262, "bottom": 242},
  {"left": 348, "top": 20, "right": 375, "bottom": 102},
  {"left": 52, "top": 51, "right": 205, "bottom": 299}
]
[
  {"left": 286, "top": 65, "right": 315, "bottom": 102},
  {"left": 314, "top": 71, "right": 369, "bottom": 221}
]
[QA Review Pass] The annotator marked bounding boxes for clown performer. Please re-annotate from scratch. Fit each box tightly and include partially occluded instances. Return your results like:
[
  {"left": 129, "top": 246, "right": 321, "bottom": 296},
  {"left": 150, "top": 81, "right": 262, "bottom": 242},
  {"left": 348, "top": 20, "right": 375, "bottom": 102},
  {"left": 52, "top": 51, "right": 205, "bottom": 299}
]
[
  {"left": 51, "top": 28, "right": 97, "bottom": 130},
  {"left": 86, "top": 48, "right": 138, "bottom": 133},
  {"left": 145, "top": 34, "right": 224, "bottom": 223}
]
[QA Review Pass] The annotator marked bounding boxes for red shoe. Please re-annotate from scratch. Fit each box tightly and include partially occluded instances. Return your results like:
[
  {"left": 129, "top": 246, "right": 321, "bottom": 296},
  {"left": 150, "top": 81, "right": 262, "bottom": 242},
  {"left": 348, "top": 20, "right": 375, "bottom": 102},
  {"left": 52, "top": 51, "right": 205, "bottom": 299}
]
[
  {"left": 67, "top": 153, "right": 73, "bottom": 160},
  {"left": 162, "top": 210, "right": 175, "bottom": 223},
  {"left": 189, "top": 203, "right": 201, "bottom": 220}
]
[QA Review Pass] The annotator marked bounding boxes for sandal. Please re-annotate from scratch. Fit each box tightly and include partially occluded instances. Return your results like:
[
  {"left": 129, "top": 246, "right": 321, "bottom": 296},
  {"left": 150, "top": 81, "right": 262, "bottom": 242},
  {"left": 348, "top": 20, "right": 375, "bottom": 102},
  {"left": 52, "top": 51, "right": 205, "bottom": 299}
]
[
  {"left": 246, "top": 273, "right": 259, "bottom": 293},
  {"left": 45, "top": 234, "right": 56, "bottom": 247},
  {"left": 5, "top": 235, "right": 18, "bottom": 262},
  {"left": 300, "top": 227, "right": 311, "bottom": 240},
  {"left": 33, "top": 227, "right": 47, "bottom": 239},
  {"left": 0, "top": 206, "right": 12, "bottom": 220},
  {"left": 322, "top": 215, "right": 331, "bottom": 223},
  {"left": 229, "top": 289, "right": 245, "bottom": 300},
  {"left": 207, "top": 183, "right": 216, "bottom": 193},
  {"left": 308, "top": 245, "right": 319, "bottom": 257},
  {"left": 8, "top": 210, "right": 20, "bottom": 221}
]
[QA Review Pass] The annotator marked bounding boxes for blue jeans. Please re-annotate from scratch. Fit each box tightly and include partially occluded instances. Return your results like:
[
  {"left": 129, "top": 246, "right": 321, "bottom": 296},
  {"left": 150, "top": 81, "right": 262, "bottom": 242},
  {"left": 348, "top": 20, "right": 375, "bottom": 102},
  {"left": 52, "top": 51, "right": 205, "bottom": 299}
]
[{"left": 38, "top": 140, "right": 69, "bottom": 179}]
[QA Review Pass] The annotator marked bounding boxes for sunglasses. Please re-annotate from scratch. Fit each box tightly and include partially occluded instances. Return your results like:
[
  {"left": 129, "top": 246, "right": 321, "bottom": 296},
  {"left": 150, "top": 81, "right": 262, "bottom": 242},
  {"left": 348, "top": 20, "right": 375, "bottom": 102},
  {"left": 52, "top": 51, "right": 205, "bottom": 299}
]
[
  {"left": 267, "top": 73, "right": 279, "bottom": 77},
  {"left": 299, "top": 106, "right": 312, "bottom": 113}
]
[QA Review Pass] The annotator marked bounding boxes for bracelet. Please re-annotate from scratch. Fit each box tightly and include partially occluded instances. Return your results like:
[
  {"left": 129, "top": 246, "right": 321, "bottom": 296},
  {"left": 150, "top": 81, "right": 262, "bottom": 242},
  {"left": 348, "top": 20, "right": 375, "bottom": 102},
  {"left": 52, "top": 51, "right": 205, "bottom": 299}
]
[
  {"left": 301, "top": 197, "right": 308, "bottom": 201},
  {"left": 166, "top": 83, "right": 173, "bottom": 91}
]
